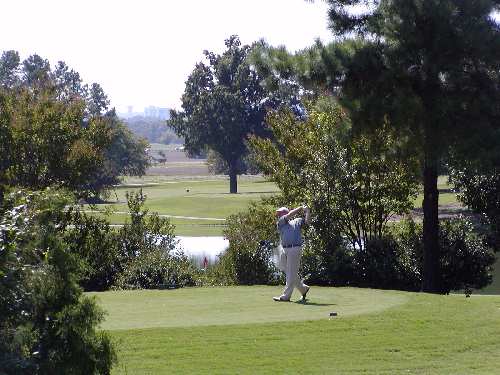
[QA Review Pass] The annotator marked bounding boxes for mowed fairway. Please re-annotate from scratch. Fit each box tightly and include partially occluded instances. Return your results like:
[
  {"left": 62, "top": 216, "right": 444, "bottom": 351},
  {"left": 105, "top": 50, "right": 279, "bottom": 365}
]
[
  {"left": 86, "top": 176, "right": 278, "bottom": 236},
  {"left": 91, "top": 286, "right": 500, "bottom": 374},
  {"left": 86, "top": 174, "right": 460, "bottom": 236}
]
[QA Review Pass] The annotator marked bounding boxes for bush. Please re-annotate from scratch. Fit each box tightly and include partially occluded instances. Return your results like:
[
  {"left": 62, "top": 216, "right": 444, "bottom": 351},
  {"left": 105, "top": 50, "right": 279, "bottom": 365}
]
[
  {"left": 207, "top": 199, "right": 281, "bottom": 285},
  {"left": 67, "top": 190, "right": 199, "bottom": 291},
  {"left": 451, "top": 168, "right": 500, "bottom": 251},
  {"left": 389, "top": 217, "right": 495, "bottom": 294},
  {"left": 300, "top": 228, "right": 355, "bottom": 286},
  {"left": 0, "top": 189, "right": 116, "bottom": 374},
  {"left": 284, "top": 215, "right": 494, "bottom": 294},
  {"left": 115, "top": 249, "right": 198, "bottom": 289},
  {"left": 65, "top": 211, "right": 121, "bottom": 291},
  {"left": 439, "top": 218, "right": 496, "bottom": 293}
]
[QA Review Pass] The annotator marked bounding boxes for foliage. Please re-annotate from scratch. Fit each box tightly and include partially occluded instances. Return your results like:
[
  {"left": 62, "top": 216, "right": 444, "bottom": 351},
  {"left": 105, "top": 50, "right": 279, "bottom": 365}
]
[
  {"left": 66, "top": 190, "right": 196, "bottom": 291},
  {"left": 251, "top": 98, "right": 419, "bottom": 251},
  {"left": 5, "top": 89, "right": 109, "bottom": 196},
  {"left": 124, "top": 115, "right": 182, "bottom": 145},
  {"left": 169, "top": 35, "right": 274, "bottom": 193},
  {"left": 257, "top": 0, "right": 500, "bottom": 293},
  {"left": 113, "top": 190, "right": 198, "bottom": 289},
  {"left": 300, "top": 229, "right": 354, "bottom": 286},
  {"left": 439, "top": 218, "right": 496, "bottom": 294},
  {"left": 0, "top": 189, "right": 116, "bottom": 374},
  {"left": 93, "top": 112, "right": 150, "bottom": 194},
  {"left": 451, "top": 167, "right": 500, "bottom": 251},
  {"left": 207, "top": 200, "right": 281, "bottom": 285},
  {"left": 0, "top": 50, "right": 150, "bottom": 199},
  {"left": 388, "top": 217, "right": 495, "bottom": 294},
  {"left": 0, "top": 91, "right": 12, "bottom": 205},
  {"left": 300, "top": 216, "right": 495, "bottom": 293},
  {"left": 206, "top": 148, "right": 261, "bottom": 175},
  {"left": 114, "top": 249, "right": 197, "bottom": 290},
  {"left": 64, "top": 210, "right": 121, "bottom": 292}
]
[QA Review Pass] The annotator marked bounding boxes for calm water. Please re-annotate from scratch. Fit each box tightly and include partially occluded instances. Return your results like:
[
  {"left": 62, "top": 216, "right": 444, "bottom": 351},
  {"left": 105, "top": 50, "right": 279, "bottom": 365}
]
[{"left": 175, "top": 236, "right": 229, "bottom": 262}]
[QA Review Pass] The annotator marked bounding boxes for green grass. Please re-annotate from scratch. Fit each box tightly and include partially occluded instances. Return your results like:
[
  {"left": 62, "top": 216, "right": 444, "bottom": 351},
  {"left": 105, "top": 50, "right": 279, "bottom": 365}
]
[
  {"left": 88, "top": 175, "right": 461, "bottom": 236},
  {"left": 91, "top": 286, "right": 500, "bottom": 374},
  {"left": 88, "top": 176, "right": 278, "bottom": 235}
]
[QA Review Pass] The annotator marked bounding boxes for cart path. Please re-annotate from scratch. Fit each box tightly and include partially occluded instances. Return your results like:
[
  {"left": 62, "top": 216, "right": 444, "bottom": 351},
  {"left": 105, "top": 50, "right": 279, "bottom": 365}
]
[{"left": 81, "top": 210, "right": 226, "bottom": 221}]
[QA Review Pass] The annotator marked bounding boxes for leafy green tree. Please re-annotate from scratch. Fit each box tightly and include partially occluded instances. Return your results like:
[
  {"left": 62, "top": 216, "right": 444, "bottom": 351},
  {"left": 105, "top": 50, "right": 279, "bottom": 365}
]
[
  {"left": 53, "top": 61, "right": 87, "bottom": 102},
  {"left": 22, "top": 54, "right": 51, "bottom": 89},
  {"left": 169, "top": 35, "right": 271, "bottom": 193},
  {"left": 257, "top": 1, "right": 500, "bottom": 293},
  {"left": 0, "top": 91, "right": 12, "bottom": 206},
  {"left": 0, "top": 50, "right": 150, "bottom": 198},
  {"left": 6, "top": 89, "right": 110, "bottom": 198},
  {"left": 0, "top": 50, "right": 21, "bottom": 88},
  {"left": 251, "top": 99, "right": 419, "bottom": 251},
  {"left": 0, "top": 189, "right": 116, "bottom": 374},
  {"left": 324, "top": 0, "right": 500, "bottom": 293},
  {"left": 87, "top": 83, "right": 110, "bottom": 117}
]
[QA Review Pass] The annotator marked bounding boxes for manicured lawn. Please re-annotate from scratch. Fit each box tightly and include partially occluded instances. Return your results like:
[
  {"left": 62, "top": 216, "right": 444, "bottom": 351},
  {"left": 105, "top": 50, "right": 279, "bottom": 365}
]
[
  {"left": 88, "top": 175, "right": 461, "bottom": 236},
  {"left": 87, "top": 176, "right": 278, "bottom": 235},
  {"left": 92, "top": 286, "right": 500, "bottom": 374}
]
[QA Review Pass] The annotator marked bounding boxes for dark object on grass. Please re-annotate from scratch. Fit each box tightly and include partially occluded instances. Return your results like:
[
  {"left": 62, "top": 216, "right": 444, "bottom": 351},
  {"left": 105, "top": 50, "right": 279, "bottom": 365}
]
[
  {"left": 158, "top": 283, "right": 181, "bottom": 290},
  {"left": 329, "top": 312, "right": 338, "bottom": 317}
]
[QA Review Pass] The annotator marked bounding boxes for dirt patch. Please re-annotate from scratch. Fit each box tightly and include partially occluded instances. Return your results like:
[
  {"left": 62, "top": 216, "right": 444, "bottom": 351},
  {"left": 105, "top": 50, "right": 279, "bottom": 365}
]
[{"left": 147, "top": 150, "right": 210, "bottom": 176}]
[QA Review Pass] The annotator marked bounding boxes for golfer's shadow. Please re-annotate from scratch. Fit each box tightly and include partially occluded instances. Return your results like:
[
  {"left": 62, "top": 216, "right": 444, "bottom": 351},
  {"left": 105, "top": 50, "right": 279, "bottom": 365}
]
[{"left": 295, "top": 300, "right": 336, "bottom": 307}]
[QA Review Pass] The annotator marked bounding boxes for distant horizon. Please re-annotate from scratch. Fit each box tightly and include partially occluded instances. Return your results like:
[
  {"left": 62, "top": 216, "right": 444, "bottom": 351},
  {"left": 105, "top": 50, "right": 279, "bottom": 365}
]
[
  {"left": 0, "top": 0, "right": 333, "bottom": 113},
  {"left": 2, "top": 2, "right": 498, "bottom": 113}
]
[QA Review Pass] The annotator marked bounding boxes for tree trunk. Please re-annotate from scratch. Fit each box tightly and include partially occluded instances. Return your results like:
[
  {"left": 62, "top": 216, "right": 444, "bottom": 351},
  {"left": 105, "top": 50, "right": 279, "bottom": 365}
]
[
  {"left": 421, "top": 148, "right": 442, "bottom": 293},
  {"left": 229, "top": 163, "right": 238, "bottom": 194}
]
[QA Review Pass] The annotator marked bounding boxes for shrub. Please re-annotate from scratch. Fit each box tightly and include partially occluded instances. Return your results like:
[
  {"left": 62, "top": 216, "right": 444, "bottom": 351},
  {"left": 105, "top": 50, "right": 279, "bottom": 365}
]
[
  {"left": 451, "top": 168, "right": 500, "bottom": 251},
  {"left": 209, "top": 199, "right": 281, "bottom": 285},
  {"left": 300, "top": 228, "right": 355, "bottom": 286},
  {"left": 115, "top": 249, "right": 198, "bottom": 289},
  {"left": 67, "top": 190, "right": 199, "bottom": 291},
  {"left": 389, "top": 217, "right": 495, "bottom": 294},
  {"left": 0, "top": 189, "right": 116, "bottom": 374},
  {"left": 65, "top": 210, "right": 121, "bottom": 291},
  {"left": 439, "top": 218, "right": 496, "bottom": 293},
  {"left": 283, "top": 215, "right": 494, "bottom": 293}
]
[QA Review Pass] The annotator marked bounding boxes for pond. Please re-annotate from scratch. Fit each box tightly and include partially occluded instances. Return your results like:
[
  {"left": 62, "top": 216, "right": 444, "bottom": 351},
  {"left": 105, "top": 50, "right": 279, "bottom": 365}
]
[{"left": 175, "top": 236, "right": 229, "bottom": 266}]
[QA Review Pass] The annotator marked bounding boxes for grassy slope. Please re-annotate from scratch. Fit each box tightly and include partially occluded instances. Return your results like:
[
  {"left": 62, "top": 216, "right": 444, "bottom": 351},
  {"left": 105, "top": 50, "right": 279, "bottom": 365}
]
[{"left": 93, "top": 286, "right": 500, "bottom": 374}]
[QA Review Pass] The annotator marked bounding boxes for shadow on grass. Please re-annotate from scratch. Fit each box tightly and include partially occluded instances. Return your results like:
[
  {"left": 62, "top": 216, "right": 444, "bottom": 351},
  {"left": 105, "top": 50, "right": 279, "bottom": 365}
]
[{"left": 294, "top": 300, "right": 336, "bottom": 307}]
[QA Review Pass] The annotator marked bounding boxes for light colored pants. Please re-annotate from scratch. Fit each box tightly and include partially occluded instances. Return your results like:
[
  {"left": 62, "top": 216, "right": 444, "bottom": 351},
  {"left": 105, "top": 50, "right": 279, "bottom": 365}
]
[{"left": 279, "top": 245, "right": 309, "bottom": 300}]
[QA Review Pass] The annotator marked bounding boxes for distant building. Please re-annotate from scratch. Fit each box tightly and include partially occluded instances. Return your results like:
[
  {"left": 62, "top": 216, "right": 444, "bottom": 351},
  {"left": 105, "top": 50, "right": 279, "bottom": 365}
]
[{"left": 144, "top": 106, "right": 170, "bottom": 120}]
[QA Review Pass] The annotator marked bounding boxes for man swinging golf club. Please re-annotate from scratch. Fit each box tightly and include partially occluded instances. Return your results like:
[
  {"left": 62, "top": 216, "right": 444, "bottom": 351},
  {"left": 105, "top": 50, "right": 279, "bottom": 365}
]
[{"left": 273, "top": 205, "right": 310, "bottom": 302}]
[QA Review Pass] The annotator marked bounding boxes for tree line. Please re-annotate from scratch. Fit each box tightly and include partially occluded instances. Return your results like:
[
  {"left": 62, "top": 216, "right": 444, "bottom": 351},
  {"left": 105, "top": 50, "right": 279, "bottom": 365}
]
[
  {"left": 171, "top": 1, "right": 500, "bottom": 294},
  {"left": 0, "top": 51, "right": 152, "bottom": 374},
  {"left": 0, "top": 50, "right": 149, "bottom": 204}
]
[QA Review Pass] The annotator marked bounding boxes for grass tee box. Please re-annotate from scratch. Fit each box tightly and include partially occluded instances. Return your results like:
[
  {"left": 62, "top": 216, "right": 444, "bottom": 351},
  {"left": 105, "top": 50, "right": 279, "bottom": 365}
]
[{"left": 91, "top": 286, "right": 500, "bottom": 375}]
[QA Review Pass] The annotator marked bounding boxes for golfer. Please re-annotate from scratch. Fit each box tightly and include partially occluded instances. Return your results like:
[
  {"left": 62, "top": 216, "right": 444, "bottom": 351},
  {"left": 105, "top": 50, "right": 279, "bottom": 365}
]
[{"left": 273, "top": 205, "right": 310, "bottom": 302}]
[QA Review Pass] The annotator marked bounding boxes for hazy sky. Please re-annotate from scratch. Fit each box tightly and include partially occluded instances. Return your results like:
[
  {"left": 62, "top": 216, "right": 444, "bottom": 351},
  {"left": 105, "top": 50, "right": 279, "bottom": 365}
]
[{"left": 1, "top": 0, "right": 333, "bottom": 112}]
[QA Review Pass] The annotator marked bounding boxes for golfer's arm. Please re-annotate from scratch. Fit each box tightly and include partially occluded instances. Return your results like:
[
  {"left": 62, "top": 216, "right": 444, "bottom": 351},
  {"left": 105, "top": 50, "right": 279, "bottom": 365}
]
[{"left": 284, "top": 206, "right": 303, "bottom": 221}]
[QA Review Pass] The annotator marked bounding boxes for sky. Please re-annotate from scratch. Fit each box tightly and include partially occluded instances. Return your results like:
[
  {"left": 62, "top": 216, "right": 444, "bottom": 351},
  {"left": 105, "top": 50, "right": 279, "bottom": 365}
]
[{"left": 0, "top": 0, "right": 333, "bottom": 112}]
